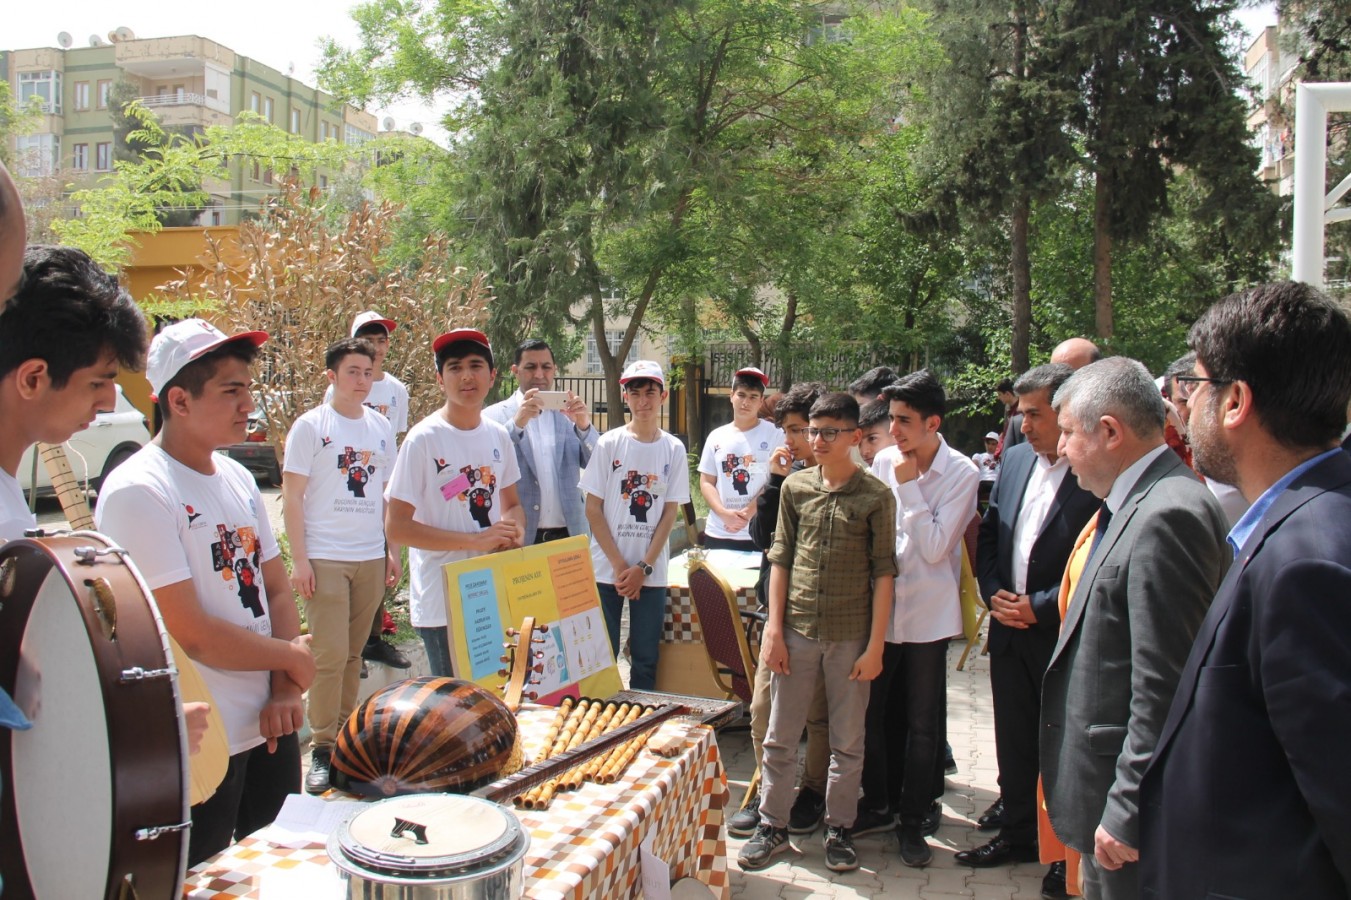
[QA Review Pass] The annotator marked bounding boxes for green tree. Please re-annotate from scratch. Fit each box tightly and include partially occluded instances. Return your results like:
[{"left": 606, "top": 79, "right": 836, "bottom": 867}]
[
  {"left": 107, "top": 78, "right": 204, "bottom": 227},
  {"left": 1037, "top": 0, "right": 1279, "bottom": 338},
  {"left": 0, "top": 82, "right": 43, "bottom": 168}
]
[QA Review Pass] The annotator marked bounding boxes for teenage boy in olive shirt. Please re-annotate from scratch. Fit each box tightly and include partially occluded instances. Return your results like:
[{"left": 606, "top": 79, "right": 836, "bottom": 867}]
[{"left": 739, "top": 392, "right": 897, "bottom": 874}]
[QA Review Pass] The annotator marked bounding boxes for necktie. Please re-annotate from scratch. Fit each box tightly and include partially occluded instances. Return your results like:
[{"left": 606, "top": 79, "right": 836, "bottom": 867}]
[{"left": 1087, "top": 502, "right": 1113, "bottom": 561}]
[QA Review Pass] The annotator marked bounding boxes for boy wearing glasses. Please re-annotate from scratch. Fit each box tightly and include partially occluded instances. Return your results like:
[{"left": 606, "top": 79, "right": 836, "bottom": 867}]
[
  {"left": 739, "top": 392, "right": 897, "bottom": 873},
  {"left": 698, "top": 366, "right": 783, "bottom": 550}
]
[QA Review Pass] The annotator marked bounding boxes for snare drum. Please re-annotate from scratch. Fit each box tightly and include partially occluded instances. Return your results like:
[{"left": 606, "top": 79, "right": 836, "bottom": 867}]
[
  {"left": 327, "top": 794, "right": 530, "bottom": 899},
  {"left": 0, "top": 532, "right": 190, "bottom": 899}
]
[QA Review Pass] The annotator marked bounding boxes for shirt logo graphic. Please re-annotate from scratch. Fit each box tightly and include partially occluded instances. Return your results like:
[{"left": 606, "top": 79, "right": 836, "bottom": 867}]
[
  {"left": 321, "top": 437, "right": 333, "bottom": 448},
  {"left": 183, "top": 504, "right": 201, "bottom": 525},
  {"left": 620, "top": 471, "right": 660, "bottom": 523},
  {"left": 208, "top": 522, "right": 264, "bottom": 618},
  {"left": 721, "top": 453, "right": 754, "bottom": 495},
  {"left": 434, "top": 457, "right": 451, "bottom": 474},
  {"left": 338, "top": 446, "right": 377, "bottom": 497}
]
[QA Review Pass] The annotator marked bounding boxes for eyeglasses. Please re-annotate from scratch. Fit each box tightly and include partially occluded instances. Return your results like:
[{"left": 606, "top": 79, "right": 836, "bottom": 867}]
[
  {"left": 805, "top": 427, "right": 852, "bottom": 442},
  {"left": 1173, "top": 375, "right": 1231, "bottom": 402},
  {"left": 784, "top": 425, "right": 808, "bottom": 437}
]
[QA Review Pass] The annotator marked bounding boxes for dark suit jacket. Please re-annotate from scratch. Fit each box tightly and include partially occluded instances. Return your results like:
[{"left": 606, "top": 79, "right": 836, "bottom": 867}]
[
  {"left": 977, "top": 442, "right": 1097, "bottom": 652},
  {"left": 1040, "top": 450, "right": 1230, "bottom": 852},
  {"left": 1139, "top": 450, "right": 1351, "bottom": 899}
]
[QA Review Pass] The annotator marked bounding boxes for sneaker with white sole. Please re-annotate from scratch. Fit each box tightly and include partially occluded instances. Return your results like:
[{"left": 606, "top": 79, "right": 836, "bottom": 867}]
[
  {"left": 737, "top": 823, "right": 790, "bottom": 870},
  {"left": 728, "top": 793, "right": 761, "bottom": 837},
  {"left": 823, "top": 825, "right": 859, "bottom": 872}
]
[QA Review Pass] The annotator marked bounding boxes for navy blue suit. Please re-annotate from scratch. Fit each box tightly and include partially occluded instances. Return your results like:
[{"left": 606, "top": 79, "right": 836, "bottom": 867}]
[
  {"left": 976, "top": 442, "right": 1096, "bottom": 843},
  {"left": 1140, "top": 450, "right": 1351, "bottom": 899}
]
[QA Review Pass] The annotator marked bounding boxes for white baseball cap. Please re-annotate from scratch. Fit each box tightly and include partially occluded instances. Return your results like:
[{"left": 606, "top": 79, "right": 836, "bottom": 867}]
[
  {"left": 146, "top": 318, "right": 268, "bottom": 400},
  {"left": 351, "top": 310, "right": 397, "bottom": 337},
  {"left": 985, "top": 431, "right": 1000, "bottom": 441},
  {"left": 620, "top": 360, "right": 665, "bottom": 388}
]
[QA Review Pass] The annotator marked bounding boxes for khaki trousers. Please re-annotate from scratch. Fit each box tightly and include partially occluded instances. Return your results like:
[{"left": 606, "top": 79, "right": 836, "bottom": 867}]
[
  {"left": 750, "top": 652, "right": 830, "bottom": 795},
  {"left": 305, "top": 557, "right": 385, "bottom": 749}
]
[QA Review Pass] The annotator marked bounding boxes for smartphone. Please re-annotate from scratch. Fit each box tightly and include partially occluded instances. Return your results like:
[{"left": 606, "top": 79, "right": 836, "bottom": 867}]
[{"left": 537, "top": 391, "right": 569, "bottom": 411}]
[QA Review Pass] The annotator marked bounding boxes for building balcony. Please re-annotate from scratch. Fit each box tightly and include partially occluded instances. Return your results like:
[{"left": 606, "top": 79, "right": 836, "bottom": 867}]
[{"left": 131, "top": 93, "right": 232, "bottom": 129}]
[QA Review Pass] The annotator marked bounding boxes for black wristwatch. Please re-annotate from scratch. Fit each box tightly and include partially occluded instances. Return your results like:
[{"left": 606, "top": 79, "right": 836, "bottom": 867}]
[{"left": 638, "top": 561, "right": 653, "bottom": 576}]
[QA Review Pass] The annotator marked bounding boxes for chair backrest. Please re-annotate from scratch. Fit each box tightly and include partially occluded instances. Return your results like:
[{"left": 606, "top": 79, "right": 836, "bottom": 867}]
[
  {"left": 687, "top": 559, "right": 756, "bottom": 704},
  {"left": 963, "top": 510, "right": 981, "bottom": 566}
]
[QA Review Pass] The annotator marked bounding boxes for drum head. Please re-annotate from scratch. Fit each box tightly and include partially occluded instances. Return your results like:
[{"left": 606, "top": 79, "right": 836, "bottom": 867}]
[
  {"left": 337, "top": 794, "right": 525, "bottom": 877},
  {"left": 12, "top": 565, "right": 113, "bottom": 898}
]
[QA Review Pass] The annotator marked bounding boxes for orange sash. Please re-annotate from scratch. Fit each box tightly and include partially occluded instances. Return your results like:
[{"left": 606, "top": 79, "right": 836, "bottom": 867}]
[{"left": 1036, "top": 511, "right": 1099, "bottom": 896}]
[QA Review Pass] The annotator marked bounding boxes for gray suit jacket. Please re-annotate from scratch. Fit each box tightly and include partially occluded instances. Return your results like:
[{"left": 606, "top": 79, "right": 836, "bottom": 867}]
[
  {"left": 1040, "top": 450, "right": 1229, "bottom": 852},
  {"left": 484, "top": 394, "right": 599, "bottom": 540}
]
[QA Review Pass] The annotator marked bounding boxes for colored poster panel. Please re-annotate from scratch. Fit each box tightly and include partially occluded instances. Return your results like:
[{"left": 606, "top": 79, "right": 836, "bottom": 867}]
[
  {"left": 458, "top": 568, "right": 504, "bottom": 681},
  {"left": 443, "top": 535, "right": 620, "bottom": 701}
]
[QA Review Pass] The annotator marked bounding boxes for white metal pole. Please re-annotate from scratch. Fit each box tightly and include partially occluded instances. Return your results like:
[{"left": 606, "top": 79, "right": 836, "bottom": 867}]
[{"left": 1293, "top": 83, "right": 1327, "bottom": 287}]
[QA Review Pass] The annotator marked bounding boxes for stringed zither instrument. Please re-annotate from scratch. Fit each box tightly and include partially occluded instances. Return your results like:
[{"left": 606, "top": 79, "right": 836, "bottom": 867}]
[{"left": 34, "top": 441, "right": 229, "bottom": 806}]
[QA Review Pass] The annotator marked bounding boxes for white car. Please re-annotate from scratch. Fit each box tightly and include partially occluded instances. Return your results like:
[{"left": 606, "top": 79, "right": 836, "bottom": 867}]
[{"left": 17, "top": 384, "right": 152, "bottom": 498}]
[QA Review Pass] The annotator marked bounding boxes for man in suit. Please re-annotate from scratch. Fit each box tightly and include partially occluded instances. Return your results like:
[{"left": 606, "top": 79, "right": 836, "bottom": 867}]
[
  {"left": 961, "top": 364, "right": 1096, "bottom": 883},
  {"left": 1041, "top": 357, "right": 1230, "bottom": 900},
  {"left": 485, "top": 338, "right": 599, "bottom": 544},
  {"left": 1139, "top": 282, "right": 1351, "bottom": 899}
]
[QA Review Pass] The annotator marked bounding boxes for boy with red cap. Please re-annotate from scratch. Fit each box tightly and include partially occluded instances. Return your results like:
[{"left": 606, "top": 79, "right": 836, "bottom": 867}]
[
  {"left": 698, "top": 366, "right": 784, "bottom": 551},
  {"left": 384, "top": 329, "right": 525, "bottom": 677}
]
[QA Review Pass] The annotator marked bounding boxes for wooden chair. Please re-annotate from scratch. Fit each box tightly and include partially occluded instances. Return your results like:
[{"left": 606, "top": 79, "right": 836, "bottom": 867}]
[
  {"left": 956, "top": 510, "right": 990, "bottom": 671},
  {"left": 686, "top": 554, "right": 764, "bottom": 807},
  {"left": 686, "top": 556, "right": 763, "bottom": 705}
]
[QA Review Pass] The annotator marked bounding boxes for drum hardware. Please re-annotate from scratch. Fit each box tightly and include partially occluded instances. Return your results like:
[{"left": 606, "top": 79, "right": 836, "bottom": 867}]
[
  {"left": 391, "top": 817, "right": 431, "bottom": 844},
  {"left": 0, "top": 556, "right": 16, "bottom": 596},
  {"left": 134, "top": 821, "right": 192, "bottom": 841},
  {"left": 119, "top": 666, "right": 177, "bottom": 683},
  {"left": 89, "top": 576, "right": 118, "bottom": 638},
  {"left": 498, "top": 619, "right": 545, "bottom": 710},
  {"left": 74, "top": 544, "right": 131, "bottom": 565}
]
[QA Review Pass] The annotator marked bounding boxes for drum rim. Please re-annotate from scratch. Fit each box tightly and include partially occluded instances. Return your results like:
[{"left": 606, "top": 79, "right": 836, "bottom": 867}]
[{"left": 333, "top": 794, "right": 528, "bottom": 878}]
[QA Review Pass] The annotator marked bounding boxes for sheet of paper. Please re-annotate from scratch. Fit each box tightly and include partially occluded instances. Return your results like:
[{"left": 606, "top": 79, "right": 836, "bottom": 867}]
[
  {"left": 255, "top": 793, "right": 365, "bottom": 849},
  {"left": 640, "top": 828, "right": 672, "bottom": 900},
  {"left": 701, "top": 548, "right": 763, "bottom": 570}
]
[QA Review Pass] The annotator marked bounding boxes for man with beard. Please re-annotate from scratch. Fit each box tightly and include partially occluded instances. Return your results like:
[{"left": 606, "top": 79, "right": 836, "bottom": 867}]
[{"left": 1140, "top": 282, "right": 1351, "bottom": 899}]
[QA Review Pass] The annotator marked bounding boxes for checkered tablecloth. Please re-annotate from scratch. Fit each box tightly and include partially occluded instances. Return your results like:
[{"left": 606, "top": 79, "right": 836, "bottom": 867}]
[
  {"left": 664, "top": 552, "right": 759, "bottom": 644},
  {"left": 182, "top": 705, "right": 730, "bottom": 899}
]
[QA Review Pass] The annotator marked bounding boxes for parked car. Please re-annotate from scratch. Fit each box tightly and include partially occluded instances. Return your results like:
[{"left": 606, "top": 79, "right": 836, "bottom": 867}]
[
  {"left": 18, "top": 384, "right": 151, "bottom": 499},
  {"left": 221, "top": 406, "right": 282, "bottom": 486}
]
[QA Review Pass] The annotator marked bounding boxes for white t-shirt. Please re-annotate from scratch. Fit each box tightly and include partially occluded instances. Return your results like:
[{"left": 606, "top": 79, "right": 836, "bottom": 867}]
[
  {"left": 325, "top": 372, "right": 410, "bottom": 436},
  {"left": 95, "top": 444, "right": 281, "bottom": 754},
  {"left": 580, "top": 428, "right": 691, "bottom": 586},
  {"left": 386, "top": 413, "right": 520, "bottom": 629},
  {"left": 0, "top": 469, "right": 34, "bottom": 541},
  {"left": 283, "top": 404, "right": 396, "bottom": 561},
  {"left": 697, "top": 419, "right": 784, "bottom": 541}
]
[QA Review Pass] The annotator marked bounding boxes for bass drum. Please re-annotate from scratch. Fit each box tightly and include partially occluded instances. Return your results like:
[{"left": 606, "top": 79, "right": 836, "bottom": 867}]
[{"left": 0, "top": 532, "right": 190, "bottom": 899}]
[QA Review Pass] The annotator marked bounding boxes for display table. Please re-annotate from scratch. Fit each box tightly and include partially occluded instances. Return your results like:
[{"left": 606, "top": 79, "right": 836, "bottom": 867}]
[
  {"left": 655, "top": 551, "right": 760, "bottom": 698},
  {"left": 182, "top": 706, "right": 730, "bottom": 899}
]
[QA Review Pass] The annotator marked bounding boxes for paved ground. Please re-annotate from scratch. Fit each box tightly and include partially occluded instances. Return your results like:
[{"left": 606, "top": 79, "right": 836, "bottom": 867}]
[{"left": 717, "top": 641, "right": 1054, "bottom": 900}]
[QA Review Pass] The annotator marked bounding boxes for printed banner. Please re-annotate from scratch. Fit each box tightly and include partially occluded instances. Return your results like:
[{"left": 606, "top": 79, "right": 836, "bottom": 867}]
[{"left": 443, "top": 535, "right": 620, "bottom": 702}]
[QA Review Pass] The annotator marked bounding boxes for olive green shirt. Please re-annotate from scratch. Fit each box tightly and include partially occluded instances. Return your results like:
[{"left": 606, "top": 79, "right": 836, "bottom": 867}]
[{"left": 767, "top": 465, "right": 898, "bottom": 642}]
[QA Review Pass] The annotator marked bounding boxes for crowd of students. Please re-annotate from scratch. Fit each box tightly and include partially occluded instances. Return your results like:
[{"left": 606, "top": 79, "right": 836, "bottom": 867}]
[{"left": 2, "top": 152, "right": 1348, "bottom": 898}]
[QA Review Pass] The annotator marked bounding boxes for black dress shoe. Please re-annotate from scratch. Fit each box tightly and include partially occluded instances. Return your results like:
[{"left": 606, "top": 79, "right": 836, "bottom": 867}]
[
  {"left": 363, "top": 637, "right": 412, "bottom": 669},
  {"left": 977, "top": 797, "right": 1005, "bottom": 830},
  {"left": 921, "top": 800, "right": 941, "bottom": 837},
  {"left": 954, "top": 836, "right": 1039, "bottom": 868},
  {"left": 1042, "top": 860, "right": 1069, "bottom": 899}
]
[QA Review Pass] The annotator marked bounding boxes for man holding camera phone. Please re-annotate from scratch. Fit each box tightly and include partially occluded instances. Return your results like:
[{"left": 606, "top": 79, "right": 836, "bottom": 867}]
[{"left": 485, "top": 338, "right": 599, "bottom": 545}]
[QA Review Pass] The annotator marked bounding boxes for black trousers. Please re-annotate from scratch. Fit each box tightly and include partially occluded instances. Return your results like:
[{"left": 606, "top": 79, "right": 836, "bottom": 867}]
[
  {"left": 990, "top": 626, "right": 1058, "bottom": 845},
  {"left": 860, "top": 640, "right": 947, "bottom": 825},
  {"left": 188, "top": 732, "right": 300, "bottom": 867}
]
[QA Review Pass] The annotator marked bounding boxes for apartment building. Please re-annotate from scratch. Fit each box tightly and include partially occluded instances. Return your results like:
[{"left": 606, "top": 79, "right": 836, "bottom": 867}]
[
  {"left": 1245, "top": 24, "right": 1298, "bottom": 195},
  {"left": 1, "top": 29, "right": 378, "bottom": 224}
]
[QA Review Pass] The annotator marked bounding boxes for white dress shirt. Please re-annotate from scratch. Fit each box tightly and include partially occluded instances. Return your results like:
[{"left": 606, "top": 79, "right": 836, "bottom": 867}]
[
  {"left": 515, "top": 390, "right": 565, "bottom": 528},
  {"left": 1011, "top": 453, "right": 1070, "bottom": 593},
  {"left": 1104, "top": 444, "right": 1172, "bottom": 515},
  {"left": 871, "top": 436, "right": 982, "bottom": 644}
]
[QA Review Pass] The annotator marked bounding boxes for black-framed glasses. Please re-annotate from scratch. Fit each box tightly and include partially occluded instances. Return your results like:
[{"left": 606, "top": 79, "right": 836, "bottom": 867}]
[
  {"left": 1173, "top": 375, "right": 1231, "bottom": 402},
  {"left": 784, "top": 425, "right": 808, "bottom": 437},
  {"left": 805, "top": 426, "right": 851, "bottom": 442}
]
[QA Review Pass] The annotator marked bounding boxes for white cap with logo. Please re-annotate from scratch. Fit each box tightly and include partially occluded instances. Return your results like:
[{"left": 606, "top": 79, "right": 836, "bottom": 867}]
[
  {"left": 620, "top": 360, "right": 665, "bottom": 388},
  {"left": 351, "top": 311, "right": 397, "bottom": 337},
  {"left": 146, "top": 318, "right": 268, "bottom": 400}
]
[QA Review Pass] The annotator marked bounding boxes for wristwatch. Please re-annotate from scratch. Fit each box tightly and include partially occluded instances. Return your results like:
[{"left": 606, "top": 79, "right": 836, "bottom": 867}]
[{"left": 638, "top": 561, "right": 653, "bottom": 576}]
